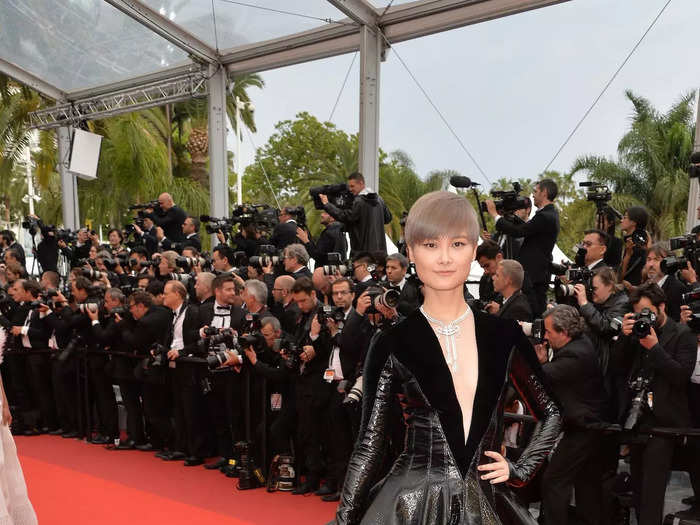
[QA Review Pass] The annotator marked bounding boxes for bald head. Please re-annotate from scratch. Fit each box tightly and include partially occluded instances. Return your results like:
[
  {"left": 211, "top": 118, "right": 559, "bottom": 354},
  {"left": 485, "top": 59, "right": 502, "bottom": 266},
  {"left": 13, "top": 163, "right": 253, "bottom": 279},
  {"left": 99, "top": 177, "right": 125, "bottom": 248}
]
[
  {"left": 272, "top": 275, "right": 295, "bottom": 305},
  {"left": 312, "top": 267, "right": 330, "bottom": 296},
  {"left": 158, "top": 193, "right": 174, "bottom": 210}
]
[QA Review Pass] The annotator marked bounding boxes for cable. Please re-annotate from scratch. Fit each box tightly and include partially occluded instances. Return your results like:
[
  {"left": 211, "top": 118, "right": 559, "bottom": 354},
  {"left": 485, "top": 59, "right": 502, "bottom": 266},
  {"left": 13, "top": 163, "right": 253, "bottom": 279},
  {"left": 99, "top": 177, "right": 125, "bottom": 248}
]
[
  {"left": 378, "top": 0, "right": 395, "bottom": 21},
  {"left": 216, "top": 0, "right": 356, "bottom": 26},
  {"left": 328, "top": 52, "right": 357, "bottom": 122},
  {"left": 543, "top": 0, "right": 674, "bottom": 172},
  {"left": 243, "top": 126, "right": 282, "bottom": 209},
  {"left": 211, "top": 0, "right": 220, "bottom": 53},
  {"left": 378, "top": 31, "right": 492, "bottom": 186}
]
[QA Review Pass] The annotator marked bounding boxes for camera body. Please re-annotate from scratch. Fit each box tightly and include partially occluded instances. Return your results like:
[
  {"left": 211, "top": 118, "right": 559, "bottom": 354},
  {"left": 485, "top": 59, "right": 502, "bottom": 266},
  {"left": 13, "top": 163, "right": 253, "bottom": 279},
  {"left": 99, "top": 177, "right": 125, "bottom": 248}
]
[
  {"left": 365, "top": 286, "right": 400, "bottom": 313},
  {"left": 624, "top": 229, "right": 649, "bottom": 248},
  {"left": 661, "top": 233, "right": 700, "bottom": 275},
  {"left": 309, "top": 184, "right": 355, "bottom": 211},
  {"left": 554, "top": 266, "right": 593, "bottom": 301},
  {"left": 322, "top": 252, "right": 349, "bottom": 276},
  {"left": 682, "top": 288, "right": 700, "bottom": 333},
  {"left": 479, "top": 182, "right": 529, "bottom": 215},
  {"left": 631, "top": 307, "right": 656, "bottom": 339}
]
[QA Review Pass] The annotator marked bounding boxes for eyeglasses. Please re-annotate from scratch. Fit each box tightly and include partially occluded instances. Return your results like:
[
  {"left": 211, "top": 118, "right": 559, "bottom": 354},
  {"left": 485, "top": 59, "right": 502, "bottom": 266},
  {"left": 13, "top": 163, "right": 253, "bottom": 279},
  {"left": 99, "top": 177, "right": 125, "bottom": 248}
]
[{"left": 332, "top": 290, "right": 351, "bottom": 296}]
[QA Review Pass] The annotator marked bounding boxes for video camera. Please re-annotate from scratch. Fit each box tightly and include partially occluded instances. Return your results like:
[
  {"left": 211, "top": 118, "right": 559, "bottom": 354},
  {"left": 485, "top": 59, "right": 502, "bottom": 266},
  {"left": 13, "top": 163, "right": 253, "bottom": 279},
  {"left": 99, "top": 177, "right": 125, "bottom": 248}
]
[
  {"left": 201, "top": 215, "right": 236, "bottom": 235},
  {"left": 21, "top": 216, "right": 41, "bottom": 236},
  {"left": 128, "top": 201, "right": 159, "bottom": 211},
  {"left": 309, "top": 184, "right": 355, "bottom": 211},
  {"left": 521, "top": 319, "right": 545, "bottom": 344},
  {"left": 480, "top": 182, "right": 529, "bottom": 215},
  {"left": 682, "top": 288, "right": 700, "bottom": 333},
  {"left": 551, "top": 262, "right": 593, "bottom": 301},
  {"left": 661, "top": 233, "right": 700, "bottom": 275}
]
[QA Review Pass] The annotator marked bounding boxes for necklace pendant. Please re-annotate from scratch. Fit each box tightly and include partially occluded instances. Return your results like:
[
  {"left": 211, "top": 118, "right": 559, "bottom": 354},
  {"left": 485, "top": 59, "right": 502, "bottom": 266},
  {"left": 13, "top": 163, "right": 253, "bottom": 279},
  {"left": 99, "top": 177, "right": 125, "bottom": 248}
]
[{"left": 438, "top": 325, "right": 460, "bottom": 338}]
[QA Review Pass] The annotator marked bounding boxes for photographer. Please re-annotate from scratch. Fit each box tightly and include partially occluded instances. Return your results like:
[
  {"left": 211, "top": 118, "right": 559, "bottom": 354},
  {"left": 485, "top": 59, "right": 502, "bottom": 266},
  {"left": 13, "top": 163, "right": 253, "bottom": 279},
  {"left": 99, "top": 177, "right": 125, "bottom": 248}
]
[
  {"left": 613, "top": 283, "right": 696, "bottom": 525},
  {"left": 282, "top": 244, "right": 312, "bottom": 280},
  {"left": 88, "top": 288, "right": 146, "bottom": 449},
  {"left": 143, "top": 193, "right": 187, "bottom": 244},
  {"left": 319, "top": 172, "right": 392, "bottom": 257},
  {"left": 133, "top": 216, "right": 159, "bottom": 256},
  {"left": 1, "top": 230, "right": 25, "bottom": 267},
  {"left": 211, "top": 245, "right": 237, "bottom": 275},
  {"left": 231, "top": 223, "right": 259, "bottom": 258},
  {"left": 385, "top": 253, "right": 421, "bottom": 316},
  {"left": 163, "top": 280, "right": 207, "bottom": 466},
  {"left": 350, "top": 252, "right": 377, "bottom": 299},
  {"left": 644, "top": 241, "right": 690, "bottom": 322},
  {"left": 579, "top": 229, "right": 609, "bottom": 270},
  {"left": 486, "top": 178, "right": 560, "bottom": 316},
  {"left": 119, "top": 290, "right": 173, "bottom": 453},
  {"left": 289, "top": 277, "right": 332, "bottom": 495},
  {"left": 270, "top": 206, "right": 302, "bottom": 250},
  {"left": 537, "top": 305, "right": 607, "bottom": 525},
  {"left": 162, "top": 216, "right": 201, "bottom": 253},
  {"left": 199, "top": 274, "right": 245, "bottom": 472},
  {"left": 573, "top": 266, "right": 630, "bottom": 419},
  {"left": 619, "top": 206, "right": 649, "bottom": 287},
  {"left": 31, "top": 216, "right": 59, "bottom": 273},
  {"left": 488, "top": 259, "right": 532, "bottom": 322},
  {"left": 58, "top": 227, "right": 92, "bottom": 268},
  {"left": 296, "top": 211, "right": 347, "bottom": 267},
  {"left": 270, "top": 275, "right": 300, "bottom": 334},
  {"left": 194, "top": 272, "right": 215, "bottom": 307},
  {"left": 241, "top": 279, "right": 268, "bottom": 316},
  {"left": 475, "top": 240, "right": 503, "bottom": 307},
  {"left": 600, "top": 208, "right": 623, "bottom": 269},
  {"left": 104, "top": 228, "right": 127, "bottom": 257}
]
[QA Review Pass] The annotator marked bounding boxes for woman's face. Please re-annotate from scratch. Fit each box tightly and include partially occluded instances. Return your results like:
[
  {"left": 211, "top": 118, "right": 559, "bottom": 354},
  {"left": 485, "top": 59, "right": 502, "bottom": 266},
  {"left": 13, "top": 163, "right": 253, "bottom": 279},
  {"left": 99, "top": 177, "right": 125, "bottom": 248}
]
[
  {"left": 109, "top": 231, "right": 121, "bottom": 246},
  {"left": 591, "top": 275, "right": 614, "bottom": 304},
  {"left": 89, "top": 246, "right": 97, "bottom": 259},
  {"left": 409, "top": 234, "right": 474, "bottom": 293}
]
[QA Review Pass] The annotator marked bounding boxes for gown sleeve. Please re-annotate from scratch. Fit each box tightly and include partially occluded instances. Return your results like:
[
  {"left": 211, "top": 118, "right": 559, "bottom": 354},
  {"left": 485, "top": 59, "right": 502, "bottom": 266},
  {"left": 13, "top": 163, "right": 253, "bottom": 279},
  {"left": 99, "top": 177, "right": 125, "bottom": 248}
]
[
  {"left": 335, "top": 331, "right": 394, "bottom": 525},
  {"left": 506, "top": 329, "right": 562, "bottom": 487}
]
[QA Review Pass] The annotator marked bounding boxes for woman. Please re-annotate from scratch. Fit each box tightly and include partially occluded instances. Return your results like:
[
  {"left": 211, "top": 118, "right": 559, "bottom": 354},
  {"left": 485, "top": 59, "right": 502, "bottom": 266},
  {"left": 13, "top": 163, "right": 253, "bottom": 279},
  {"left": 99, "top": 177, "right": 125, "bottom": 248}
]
[
  {"left": 106, "top": 229, "right": 127, "bottom": 257},
  {"left": 335, "top": 191, "right": 561, "bottom": 524},
  {"left": 0, "top": 328, "right": 39, "bottom": 525}
]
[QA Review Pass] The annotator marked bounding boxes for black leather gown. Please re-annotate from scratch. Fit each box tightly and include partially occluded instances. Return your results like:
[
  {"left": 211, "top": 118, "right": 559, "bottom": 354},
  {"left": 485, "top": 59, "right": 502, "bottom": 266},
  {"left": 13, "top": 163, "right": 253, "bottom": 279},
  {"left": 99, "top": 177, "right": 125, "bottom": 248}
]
[{"left": 335, "top": 308, "right": 562, "bottom": 525}]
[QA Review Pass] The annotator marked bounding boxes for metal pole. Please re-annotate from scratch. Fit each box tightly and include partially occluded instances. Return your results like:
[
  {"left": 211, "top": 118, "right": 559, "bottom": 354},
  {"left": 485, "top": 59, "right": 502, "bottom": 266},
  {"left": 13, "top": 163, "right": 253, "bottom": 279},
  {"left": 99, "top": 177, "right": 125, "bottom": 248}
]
[
  {"left": 686, "top": 90, "right": 700, "bottom": 232},
  {"left": 235, "top": 96, "right": 243, "bottom": 205},
  {"left": 358, "top": 25, "right": 381, "bottom": 192},
  {"left": 25, "top": 141, "right": 35, "bottom": 216},
  {"left": 57, "top": 126, "right": 80, "bottom": 229},
  {"left": 208, "top": 64, "right": 229, "bottom": 244}
]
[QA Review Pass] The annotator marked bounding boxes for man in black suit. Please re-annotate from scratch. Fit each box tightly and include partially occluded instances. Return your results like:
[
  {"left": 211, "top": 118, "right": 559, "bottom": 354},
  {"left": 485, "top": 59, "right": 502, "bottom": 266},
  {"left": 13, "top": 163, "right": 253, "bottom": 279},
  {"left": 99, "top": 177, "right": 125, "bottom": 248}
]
[
  {"left": 296, "top": 211, "right": 347, "bottom": 266},
  {"left": 486, "top": 178, "right": 560, "bottom": 317},
  {"left": 163, "top": 280, "right": 207, "bottom": 466},
  {"left": 269, "top": 275, "right": 300, "bottom": 333},
  {"left": 385, "top": 253, "right": 421, "bottom": 316},
  {"left": 199, "top": 274, "right": 245, "bottom": 472},
  {"left": 134, "top": 217, "right": 159, "bottom": 256},
  {"left": 6, "top": 279, "right": 58, "bottom": 433},
  {"left": 144, "top": 193, "right": 187, "bottom": 244},
  {"left": 644, "top": 242, "right": 689, "bottom": 322},
  {"left": 580, "top": 229, "right": 609, "bottom": 271},
  {"left": 475, "top": 240, "right": 504, "bottom": 306},
  {"left": 488, "top": 259, "right": 532, "bottom": 322},
  {"left": 350, "top": 252, "right": 377, "bottom": 300},
  {"left": 1, "top": 230, "right": 25, "bottom": 267},
  {"left": 613, "top": 283, "right": 696, "bottom": 525},
  {"left": 211, "top": 245, "right": 238, "bottom": 275},
  {"left": 119, "top": 290, "right": 173, "bottom": 452},
  {"left": 537, "top": 305, "right": 608, "bottom": 525},
  {"left": 270, "top": 206, "right": 301, "bottom": 250},
  {"left": 161, "top": 216, "right": 201, "bottom": 253},
  {"left": 282, "top": 244, "right": 312, "bottom": 280}
]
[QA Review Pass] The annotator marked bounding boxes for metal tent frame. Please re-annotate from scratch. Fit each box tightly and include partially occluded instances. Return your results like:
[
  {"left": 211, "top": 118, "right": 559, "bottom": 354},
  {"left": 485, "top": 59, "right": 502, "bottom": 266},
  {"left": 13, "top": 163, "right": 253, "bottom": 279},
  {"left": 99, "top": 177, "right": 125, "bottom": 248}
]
[{"left": 0, "top": 0, "right": 568, "bottom": 230}]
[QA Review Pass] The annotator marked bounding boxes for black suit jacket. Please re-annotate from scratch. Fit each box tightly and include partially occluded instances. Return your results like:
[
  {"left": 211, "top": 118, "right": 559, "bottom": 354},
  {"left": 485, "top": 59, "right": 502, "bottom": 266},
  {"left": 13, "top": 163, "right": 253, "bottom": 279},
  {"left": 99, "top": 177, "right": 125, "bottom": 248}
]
[
  {"left": 497, "top": 291, "right": 533, "bottom": 322},
  {"left": 290, "top": 266, "right": 312, "bottom": 280},
  {"left": 168, "top": 304, "right": 202, "bottom": 355},
  {"left": 303, "top": 222, "right": 348, "bottom": 266},
  {"left": 198, "top": 302, "right": 245, "bottom": 332},
  {"left": 396, "top": 278, "right": 421, "bottom": 317},
  {"left": 613, "top": 318, "right": 696, "bottom": 427},
  {"left": 496, "top": 203, "right": 560, "bottom": 284},
  {"left": 162, "top": 233, "right": 201, "bottom": 253},
  {"left": 270, "top": 220, "right": 300, "bottom": 250},
  {"left": 542, "top": 336, "right": 607, "bottom": 428},
  {"left": 11, "top": 305, "right": 49, "bottom": 349},
  {"left": 146, "top": 206, "right": 187, "bottom": 243},
  {"left": 339, "top": 309, "right": 374, "bottom": 381},
  {"left": 141, "top": 227, "right": 159, "bottom": 255},
  {"left": 661, "top": 274, "right": 689, "bottom": 322}
]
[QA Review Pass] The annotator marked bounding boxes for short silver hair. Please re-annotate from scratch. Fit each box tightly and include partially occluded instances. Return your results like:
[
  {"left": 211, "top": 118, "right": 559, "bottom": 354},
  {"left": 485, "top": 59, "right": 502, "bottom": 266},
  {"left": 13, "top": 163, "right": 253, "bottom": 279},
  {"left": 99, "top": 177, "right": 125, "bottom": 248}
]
[
  {"left": 261, "top": 316, "right": 281, "bottom": 332},
  {"left": 542, "top": 305, "right": 585, "bottom": 339},
  {"left": 245, "top": 279, "right": 268, "bottom": 304},
  {"left": 284, "top": 243, "right": 309, "bottom": 266},
  {"left": 499, "top": 259, "right": 524, "bottom": 290},
  {"left": 405, "top": 191, "right": 479, "bottom": 247},
  {"left": 387, "top": 253, "right": 408, "bottom": 269}
]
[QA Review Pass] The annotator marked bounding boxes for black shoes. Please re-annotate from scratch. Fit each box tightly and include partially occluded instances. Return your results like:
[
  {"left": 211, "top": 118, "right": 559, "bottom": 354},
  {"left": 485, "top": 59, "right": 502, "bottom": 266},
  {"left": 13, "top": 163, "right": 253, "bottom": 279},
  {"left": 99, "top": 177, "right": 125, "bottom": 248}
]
[
  {"left": 23, "top": 428, "right": 40, "bottom": 436},
  {"left": 159, "top": 451, "right": 186, "bottom": 461},
  {"left": 675, "top": 506, "right": 700, "bottom": 519},
  {"left": 47, "top": 428, "right": 64, "bottom": 436},
  {"left": 314, "top": 484, "right": 336, "bottom": 497},
  {"left": 292, "top": 481, "right": 319, "bottom": 495},
  {"left": 135, "top": 443, "right": 156, "bottom": 452},
  {"left": 321, "top": 492, "right": 340, "bottom": 502},
  {"left": 90, "top": 434, "right": 111, "bottom": 445},
  {"left": 184, "top": 457, "right": 204, "bottom": 467},
  {"left": 683, "top": 496, "right": 698, "bottom": 505},
  {"left": 204, "top": 457, "right": 227, "bottom": 470},
  {"left": 115, "top": 440, "right": 137, "bottom": 450},
  {"left": 61, "top": 431, "right": 79, "bottom": 439}
]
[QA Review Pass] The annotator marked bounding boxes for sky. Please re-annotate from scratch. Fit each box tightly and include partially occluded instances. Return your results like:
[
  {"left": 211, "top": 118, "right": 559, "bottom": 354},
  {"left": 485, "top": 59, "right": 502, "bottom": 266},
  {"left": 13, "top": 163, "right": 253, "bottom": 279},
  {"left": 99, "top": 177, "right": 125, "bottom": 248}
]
[{"left": 231, "top": 0, "right": 699, "bottom": 190}]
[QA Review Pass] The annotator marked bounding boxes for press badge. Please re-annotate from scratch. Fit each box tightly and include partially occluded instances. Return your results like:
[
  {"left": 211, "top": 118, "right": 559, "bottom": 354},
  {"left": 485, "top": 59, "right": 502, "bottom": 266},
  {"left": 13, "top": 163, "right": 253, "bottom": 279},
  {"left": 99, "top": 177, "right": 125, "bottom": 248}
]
[
  {"left": 270, "top": 393, "right": 282, "bottom": 411},
  {"left": 324, "top": 369, "right": 335, "bottom": 383},
  {"left": 647, "top": 391, "right": 654, "bottom": 409}
]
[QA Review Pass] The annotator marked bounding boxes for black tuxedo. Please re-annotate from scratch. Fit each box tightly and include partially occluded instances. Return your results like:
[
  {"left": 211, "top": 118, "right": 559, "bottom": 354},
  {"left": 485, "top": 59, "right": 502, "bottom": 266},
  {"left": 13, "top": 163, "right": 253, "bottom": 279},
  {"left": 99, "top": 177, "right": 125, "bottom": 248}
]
[
  {"left": 589, "top": 259, "right": 608, "bottom": 271},
  {"left": 338, "top": 309, "right": 373, "bottom": 382},
  {"left": 162, "top": 232, "right": 201, "bottom": 253},
  {"left": 496, "top": 203, "right": 559, "bottom": 315},
  {"left": 289, "top": 266, "right": 312, "bottom": 281},
  {"left": 660, "top": 273, "right": 690, "bottom": 322},
  {"left": 146, "top": 206, "right": 187, "bottom": 243},
  {"left": 497, "top": 290, "right": 533, "bottom": 322},
  {"left": 392, "top": 278, "right": 421, "bottom": 317},
  {"left": 270, "top": 220, "right": 300, "bottom": 250},
  {"left": 303, "top": 222, "right": 347, "bottom": 266},
  {"left": 141, "top": 227, "right": 159, "bottom": 255},
  {"left": 270, "top": 300, "right": 300, "bottom": 335},
  {"left": 198, "top": 302, "right": 245, "bottom": 331}
]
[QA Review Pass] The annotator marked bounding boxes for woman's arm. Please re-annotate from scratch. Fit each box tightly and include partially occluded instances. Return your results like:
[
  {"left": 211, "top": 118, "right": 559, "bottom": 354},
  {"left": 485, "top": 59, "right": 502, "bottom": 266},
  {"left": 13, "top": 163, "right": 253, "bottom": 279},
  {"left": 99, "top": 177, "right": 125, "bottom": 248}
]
[
  {"left": 506, "top": 330, "right": 562, "bottom": 487},
  {"left": 335, "top": 332, "right": 393, "bottom": 525},
  {"left": 0, "top": 375, "right": 11, "bottom": 426}
]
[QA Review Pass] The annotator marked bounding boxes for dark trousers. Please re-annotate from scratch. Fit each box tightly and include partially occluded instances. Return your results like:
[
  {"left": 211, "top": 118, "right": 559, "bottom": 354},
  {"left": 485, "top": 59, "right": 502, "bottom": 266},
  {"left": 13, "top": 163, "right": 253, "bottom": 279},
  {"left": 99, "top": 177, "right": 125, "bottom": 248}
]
[
  {"left": 142, "top": 380, "right": 172, "bottom": 449},
  {"left": 526, "top": 281, "right": 548, "bottom": 318},
  {"left": 542, "top": 429, "right": 604, "bottom": 525},
  {"left": 26, "top": 353, "right": 58, "bottom": 430},
  {"left": 52, "top": 355, "right": 80, "bottom": 433},
  {"left": 295, "top": 375, "right": 324, "bottom": 485},
  {"left": 630, "top": 436, "right": 675, "bottom": 525},
  {"left": 688, "top": 383, "right": 700, "bottom": 498},
  {"left": 4, "top": 352, "right": 34, "bottom": 427},
  {"left": 205, "top": 370, "right": 236, "bottom": 459},
  {"left": 325, "top": 382, "right": 353, "bottom": 488},
  {"left": 87, "top": 355, "right": 118, "bottom": 438},
  {"left": 172, "top": 364, "right": 208, "bottom": 458},
  {"left": 118, "top": 380, "right": 145, "bottom": 444}
]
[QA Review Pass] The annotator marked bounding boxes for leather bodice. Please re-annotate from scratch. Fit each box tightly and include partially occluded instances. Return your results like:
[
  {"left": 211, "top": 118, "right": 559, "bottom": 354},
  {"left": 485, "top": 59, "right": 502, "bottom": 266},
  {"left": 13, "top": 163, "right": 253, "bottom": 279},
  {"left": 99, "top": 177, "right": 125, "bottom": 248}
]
[{"left": 335, "top": 309, "right": 562, "bottom": 525}]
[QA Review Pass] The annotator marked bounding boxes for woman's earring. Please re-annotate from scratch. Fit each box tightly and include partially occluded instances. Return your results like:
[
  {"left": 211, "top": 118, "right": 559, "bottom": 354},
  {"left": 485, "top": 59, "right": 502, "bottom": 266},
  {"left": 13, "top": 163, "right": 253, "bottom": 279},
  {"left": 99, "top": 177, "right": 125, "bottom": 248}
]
[{"left": 408, "top": 262, "right": 416, "bottom": 274}]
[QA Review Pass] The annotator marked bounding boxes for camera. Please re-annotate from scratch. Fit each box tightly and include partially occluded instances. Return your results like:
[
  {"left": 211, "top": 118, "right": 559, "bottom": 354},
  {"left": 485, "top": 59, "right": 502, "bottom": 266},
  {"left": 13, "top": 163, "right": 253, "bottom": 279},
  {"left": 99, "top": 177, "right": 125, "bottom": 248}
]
[
  {"left": 554, "top": 266, "right": 593, "bottom": 301},
  {"left": 623, "top": 229, "right": 648, "bottom": 248},
  {"left": 661, "top": 233, "right": 700, "bottom": 275},
  {"left": 310, "top": 184, "right": 355, "bottom": 210},
  {"left": 21, "top": 216, "right": 40, "bottom": 235},
  {"left": 175, "top": 256, "right": 206, "bottom": 271},
  {"left": 521, "top": 319, "right": 545, "bottom": 343},
  {"left": 249, "top": 245, "right": 280, "bottom": 267},
  {"left": 162, "top": 273, "right": 192, "bottom": 285},
  {"left": 342, "top": 375, "right": 363, "bottom": 411},
  {"left": 682, "top": 288, "right": 700, "bottom": 333},
  {"left": 317, "top": 305, "right": 346, "bottom": 326},
  {"left": 365, "top": 286, "right": 400, "bottom": 313},
  {"left": 624, "top": 374, "right": 652, "bottom": 430},
  {"left": 81, "top": 268, "right": 108, "bottom": 281},
  {"left": 322, "top": 252, "right": 349, "bottom": 276},
  {"left": 280, "top": 340, "right": 302, "bottom": 371},
  {"left": 631, "top": 308, "right": 656, "bottom": 338},
  {"left": 285, "top": 205, "right": 307, "bottom": 229},
  {"left": 77, "top": 302, "right": 102, "bottom": 315},
  {"left": 479, "top": 182, "right": 529, "bottom": 215},
  {"left": 147, "top": 343, "right": 168, "bottom": 368},
  {"left": 129, "top": 201, "right": 159, "bottom": 210}
]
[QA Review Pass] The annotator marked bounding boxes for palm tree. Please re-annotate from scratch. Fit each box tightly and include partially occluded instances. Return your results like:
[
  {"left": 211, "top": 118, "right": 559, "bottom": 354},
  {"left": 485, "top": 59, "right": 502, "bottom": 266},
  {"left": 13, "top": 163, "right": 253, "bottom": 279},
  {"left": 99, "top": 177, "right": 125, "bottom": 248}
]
[{"left": 571, "top": 90, "right": 696, "bottom": 240}]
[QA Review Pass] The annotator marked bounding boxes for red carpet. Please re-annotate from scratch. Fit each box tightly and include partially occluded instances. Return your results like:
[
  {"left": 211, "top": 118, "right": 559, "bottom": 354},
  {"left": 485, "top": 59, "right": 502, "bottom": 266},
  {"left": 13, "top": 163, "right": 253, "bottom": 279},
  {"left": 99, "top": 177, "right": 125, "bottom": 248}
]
[{"left": 16, "top": 435, "right": 337, "bottom": 524}]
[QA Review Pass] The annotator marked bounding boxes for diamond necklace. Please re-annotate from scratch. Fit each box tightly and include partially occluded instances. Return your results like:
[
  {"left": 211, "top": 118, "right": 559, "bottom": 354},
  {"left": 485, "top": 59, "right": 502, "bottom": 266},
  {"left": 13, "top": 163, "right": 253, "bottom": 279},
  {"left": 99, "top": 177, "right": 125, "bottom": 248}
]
[{"left": 420, "top": 305, "right": 471, "bottom": 373}]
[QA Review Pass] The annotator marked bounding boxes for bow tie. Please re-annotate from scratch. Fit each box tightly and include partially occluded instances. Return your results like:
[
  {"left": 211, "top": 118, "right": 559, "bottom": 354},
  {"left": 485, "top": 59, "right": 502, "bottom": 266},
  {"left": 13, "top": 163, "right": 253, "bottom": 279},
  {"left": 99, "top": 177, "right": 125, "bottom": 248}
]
[{"left": 215, "top": 306, "right": 231, "bottom": 312}]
